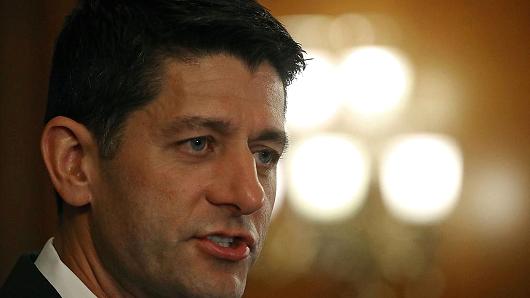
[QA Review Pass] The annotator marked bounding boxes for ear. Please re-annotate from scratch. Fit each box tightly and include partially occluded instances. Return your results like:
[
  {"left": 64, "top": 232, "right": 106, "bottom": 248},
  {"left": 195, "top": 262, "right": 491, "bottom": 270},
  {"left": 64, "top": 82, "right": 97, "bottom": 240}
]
[{"left": 41, "top": 116, "right": 99, "bottom": 207}]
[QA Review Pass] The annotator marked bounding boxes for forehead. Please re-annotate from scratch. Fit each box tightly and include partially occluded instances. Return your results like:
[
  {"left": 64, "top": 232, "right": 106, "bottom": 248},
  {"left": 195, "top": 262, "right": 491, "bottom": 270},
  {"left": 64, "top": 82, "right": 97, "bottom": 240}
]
[{"left": 136, "top": 54, "right": 285, "bottom": 131}]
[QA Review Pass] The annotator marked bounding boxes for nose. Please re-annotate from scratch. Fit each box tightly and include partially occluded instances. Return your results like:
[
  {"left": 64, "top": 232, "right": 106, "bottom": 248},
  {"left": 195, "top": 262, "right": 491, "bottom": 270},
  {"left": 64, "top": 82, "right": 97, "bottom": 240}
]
[{"left": 206, "top": 148, "right": 265, "bottom": 215}]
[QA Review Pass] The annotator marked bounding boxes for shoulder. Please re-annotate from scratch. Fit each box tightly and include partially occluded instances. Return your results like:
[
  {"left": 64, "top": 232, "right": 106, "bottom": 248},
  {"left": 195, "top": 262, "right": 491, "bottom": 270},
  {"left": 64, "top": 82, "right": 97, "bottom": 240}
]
[{"left": 0, "top": 254, "right": 60, "bottom": 298}]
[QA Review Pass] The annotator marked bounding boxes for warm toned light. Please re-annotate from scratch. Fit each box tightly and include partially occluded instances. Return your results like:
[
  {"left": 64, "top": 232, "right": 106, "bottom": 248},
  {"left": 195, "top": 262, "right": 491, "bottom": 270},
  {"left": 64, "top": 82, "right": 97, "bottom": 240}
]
[
  {"left": 380, "top": 134, "right": 463, "bottom": 224},
  {"left": 339, "top": 46, "right": 413, "bottom": 119},
  {"left": 271, "top": 161, "right": 286, "bottom": 219},
  {"left": 287, "top": 134, "right": 371, "bottom": 222},
  {"left": 280, "top": 14, "right": 376, "bottom": 50},
  {"left": 286, "top": 49, "right": 342, "bottom": 132},
  {"left": 328, "top": 14, "right": 376, "bottom": 48},
  {"left": 468, "top": 161, "right": 526, "bottom": 238}
]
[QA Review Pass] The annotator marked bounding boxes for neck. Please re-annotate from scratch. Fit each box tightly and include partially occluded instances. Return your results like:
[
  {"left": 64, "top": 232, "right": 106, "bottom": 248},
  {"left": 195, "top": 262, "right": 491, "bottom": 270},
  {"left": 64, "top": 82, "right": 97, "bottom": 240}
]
[{"left": 54, "top": 206, "right": 131, "bottom": 298}]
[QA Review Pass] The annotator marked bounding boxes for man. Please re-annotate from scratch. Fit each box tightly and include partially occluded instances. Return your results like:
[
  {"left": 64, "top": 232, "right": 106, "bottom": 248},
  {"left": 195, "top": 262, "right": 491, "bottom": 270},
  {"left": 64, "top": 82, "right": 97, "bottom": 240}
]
[{"left": 0, "top": 0, "right": 305, "bottom": 297}]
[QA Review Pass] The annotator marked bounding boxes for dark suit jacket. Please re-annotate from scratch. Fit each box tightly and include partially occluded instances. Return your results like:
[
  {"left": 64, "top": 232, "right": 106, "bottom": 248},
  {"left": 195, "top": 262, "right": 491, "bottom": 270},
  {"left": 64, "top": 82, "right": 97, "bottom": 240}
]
[{"left": 0, "top": 254, "right": 61, "bottom": 298}]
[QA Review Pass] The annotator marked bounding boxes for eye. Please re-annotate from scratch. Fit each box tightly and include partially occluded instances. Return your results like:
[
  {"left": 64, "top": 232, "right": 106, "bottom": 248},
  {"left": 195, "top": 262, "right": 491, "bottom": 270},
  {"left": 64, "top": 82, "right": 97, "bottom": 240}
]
[
  {"left": 189, "top": 136, "right": 208, "bottom": 152},
  {"left": 176, "top": 136, "right": 213, "bottom": 155},
  {"left": 253, "top": 149, "right": 280, "bottom": 167}
]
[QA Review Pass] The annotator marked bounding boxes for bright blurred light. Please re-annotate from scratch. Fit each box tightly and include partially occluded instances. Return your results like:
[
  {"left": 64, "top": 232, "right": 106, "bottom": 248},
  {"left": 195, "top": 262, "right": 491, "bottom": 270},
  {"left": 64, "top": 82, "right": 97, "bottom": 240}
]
[
  {"left": 288, "top": 134, "right": 371, "bottom": 222},
  {"left": 286, "top": 50, "right": 342, "bottom": 132},
  {"left": 339, "top": 46, "right": 413, "bottom": 118},
  {"left": 380, "top": 134, "right": 463, "bottom": 224},
  {"left": 271, "top": 161, "right": 285, "bottom": 219}
]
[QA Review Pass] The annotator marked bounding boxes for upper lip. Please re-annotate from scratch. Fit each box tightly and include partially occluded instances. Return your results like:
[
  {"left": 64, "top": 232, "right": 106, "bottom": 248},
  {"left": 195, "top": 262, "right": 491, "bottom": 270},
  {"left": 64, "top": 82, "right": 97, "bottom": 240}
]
[{"left": 197, "top": 230, "right": 257, "bottom": 251}]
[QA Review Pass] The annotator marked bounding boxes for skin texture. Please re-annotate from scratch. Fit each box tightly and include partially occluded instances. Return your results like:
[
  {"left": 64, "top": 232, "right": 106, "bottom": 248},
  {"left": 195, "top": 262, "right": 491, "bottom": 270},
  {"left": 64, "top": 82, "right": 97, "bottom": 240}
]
[{"left": 45, "top": 54, "right": 286, "bottom": 298}]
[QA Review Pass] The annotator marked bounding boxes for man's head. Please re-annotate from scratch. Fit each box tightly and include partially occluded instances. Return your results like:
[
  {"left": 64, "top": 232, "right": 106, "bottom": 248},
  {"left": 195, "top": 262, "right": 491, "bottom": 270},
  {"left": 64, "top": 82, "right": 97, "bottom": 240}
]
[
  {"left": 40, "top": 0, "right": 304, "bottom": 297},
  {"left": 45, "top": 0, "right": 304, "bottom": 160}
]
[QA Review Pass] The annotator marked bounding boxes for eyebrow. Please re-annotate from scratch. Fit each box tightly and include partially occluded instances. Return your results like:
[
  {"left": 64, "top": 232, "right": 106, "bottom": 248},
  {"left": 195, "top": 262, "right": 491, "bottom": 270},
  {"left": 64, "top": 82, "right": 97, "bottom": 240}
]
[
  {"left": 161, "top": 116, "right": 235, "bottom": 137},
  {"left": 250, "top": 129, "right": 289, "bottom": 153},
  {"left": 161, "top": 115, "right": 288, "bottom": 151}
]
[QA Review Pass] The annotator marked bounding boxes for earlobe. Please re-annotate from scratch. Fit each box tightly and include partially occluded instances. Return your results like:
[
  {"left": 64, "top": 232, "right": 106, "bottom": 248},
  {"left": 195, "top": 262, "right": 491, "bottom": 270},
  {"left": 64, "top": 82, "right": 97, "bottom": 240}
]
[{"left": 41, "top": 116, "right": 98, "bottom": 207}]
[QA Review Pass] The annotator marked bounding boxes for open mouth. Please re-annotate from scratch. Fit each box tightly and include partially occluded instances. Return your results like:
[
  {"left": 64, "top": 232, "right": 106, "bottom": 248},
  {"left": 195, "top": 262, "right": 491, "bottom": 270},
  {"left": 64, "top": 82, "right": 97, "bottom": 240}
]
[
  {"left": 196, "top": 233, "right": 254, "bottom": 262},
  {"left": 206, "top": 235, "right": 240, "bottom": 248}
]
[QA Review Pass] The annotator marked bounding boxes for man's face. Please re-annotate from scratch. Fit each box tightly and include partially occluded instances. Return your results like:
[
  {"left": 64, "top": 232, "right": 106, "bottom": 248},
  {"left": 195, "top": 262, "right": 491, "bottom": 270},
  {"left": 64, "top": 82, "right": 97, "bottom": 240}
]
[{"left": 89, "top": 54, "right": 285, "bottom": 297}]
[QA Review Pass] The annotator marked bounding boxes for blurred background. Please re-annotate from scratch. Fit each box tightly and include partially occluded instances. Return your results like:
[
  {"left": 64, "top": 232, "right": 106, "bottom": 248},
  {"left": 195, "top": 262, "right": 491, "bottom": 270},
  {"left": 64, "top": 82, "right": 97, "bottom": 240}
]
[{"left": 1, "top": 1, "right": 529, "bottom": 297}]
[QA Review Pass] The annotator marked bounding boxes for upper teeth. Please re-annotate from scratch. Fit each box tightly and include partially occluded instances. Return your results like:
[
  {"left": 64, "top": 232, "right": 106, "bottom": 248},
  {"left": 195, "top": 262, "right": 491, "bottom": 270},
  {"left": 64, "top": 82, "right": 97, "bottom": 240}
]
[{"left": 207, "top": 235, "right": 235, "bottom": 247}]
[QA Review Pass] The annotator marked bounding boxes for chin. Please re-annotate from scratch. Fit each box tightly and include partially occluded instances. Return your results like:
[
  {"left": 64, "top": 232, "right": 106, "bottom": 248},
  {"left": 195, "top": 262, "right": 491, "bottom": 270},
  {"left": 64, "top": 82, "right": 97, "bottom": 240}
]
[
  {"left": 197, "top": 274, "right": 247, "bottom": 298},
  {"left": 177, "top": 282, "right": 246, "bottom": 298},
  {"left": 198, "top": 273, "right": 247, "bottom": 298},
  {"left": 139, "top": 280, "right": 245, "bottom": 298},
  {"left": 153, "top": 269, "right": 248, "bottom": 298}
]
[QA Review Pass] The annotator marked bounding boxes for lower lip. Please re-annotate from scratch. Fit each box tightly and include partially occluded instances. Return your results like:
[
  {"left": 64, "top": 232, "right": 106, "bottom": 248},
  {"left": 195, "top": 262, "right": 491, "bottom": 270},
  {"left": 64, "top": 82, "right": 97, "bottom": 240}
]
[{"left": 196, "top": 238, "right": 250, "bottom": 262}]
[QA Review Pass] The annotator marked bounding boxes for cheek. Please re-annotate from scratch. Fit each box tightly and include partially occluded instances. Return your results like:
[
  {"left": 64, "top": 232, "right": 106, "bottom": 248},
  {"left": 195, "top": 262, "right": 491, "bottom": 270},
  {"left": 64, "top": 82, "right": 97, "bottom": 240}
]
[
  {"left": 261, "top": 172, "right": 277, "bottom": 209},
  {"left": 95, "top": 159, "right": 189, "bottom": 238},
  {"left": 255, "top": 173, "right": 276, "bottom": 232},
  {"left": 91, "top": 161, "right": 206, "bottom": 276},
  {"left": 125, "top": 165, "right": 203, "bottom": 227}
]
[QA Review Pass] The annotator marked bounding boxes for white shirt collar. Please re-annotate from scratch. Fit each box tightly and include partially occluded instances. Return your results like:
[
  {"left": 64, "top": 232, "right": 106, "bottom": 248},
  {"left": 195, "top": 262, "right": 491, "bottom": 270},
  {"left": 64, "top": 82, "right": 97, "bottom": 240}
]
[{"left": 34, "top": 238, "right": 97, "bottom": 298}]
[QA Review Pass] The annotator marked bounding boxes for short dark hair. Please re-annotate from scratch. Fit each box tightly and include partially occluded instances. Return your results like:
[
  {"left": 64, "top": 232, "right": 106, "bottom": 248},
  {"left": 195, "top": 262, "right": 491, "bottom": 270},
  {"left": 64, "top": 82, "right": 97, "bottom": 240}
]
[{"left": 45, "top": 0, "right": 306, "bottom": 215}]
